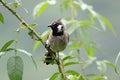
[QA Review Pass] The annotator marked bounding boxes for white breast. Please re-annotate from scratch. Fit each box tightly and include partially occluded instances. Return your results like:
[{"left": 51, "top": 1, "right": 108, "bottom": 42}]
[
  {"left": 46, "top": 31, "right": 69, "bottom": 52},
  {"left": 51, "top": 36, "right": 67, "bottom": 52}
]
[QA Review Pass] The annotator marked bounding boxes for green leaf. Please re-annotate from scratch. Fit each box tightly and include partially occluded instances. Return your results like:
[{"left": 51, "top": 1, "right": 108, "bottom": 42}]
[
  {"left": 65, "top": 70, "right": 79, "bottom": 75},
  {"left": 97, "top": 15, "right": 106, "bottom": 31},
  {"left": 30, "top": 23, "right": 37, "bottom": 28},
  {"left": 0, "top": 13, "right": 4, "bottom": 24},
  {"left": 0, "top": 40, "right": 14, "bottom": 52},
  {"left": 80, "top": 20, "right": 92, "bottom": 26},
  {"left": 92, "top": 76, "right": 106, "bottom": 80},
  {"left": 92, "top": 77, "right": 102, "bottom": 80},
  {"left": 62, "top": 56, "right": 76, "bottom": 62},
  {"left": 68, "top": 75, "right": 81, "bottom": 80},
  {"left": 64, "top": 62, "right": 79, "bottom": 67},
  {"left": 20, "top": 25, "right": 26, "bottom": 28},
  {"left": 13, "top": 2, "right": 19, "bottom": 9},
  {"left": 103, "top": 60, "right": 116, "bottom": 69},
  {"left": 33, "top": 41, "right": 41, "bottom": 51},
  {"left": 20, "top": 23, "right": 37, "bottom": 28},
  {"left": 17, "top": 49, "right": 32, "bottom": 57},
  {"left": 49, "top": 72, "right": 59, "bottom": 80},
  {"left": 7, "top": 56, "right": 23, "bottom": 80},
  {"left": 88, "top": 46, "right": 94, "bottom": 56},
  {"left": 33, "top": 1, "right": 49, "bottom": 17},
  {"left": 100, "top": 15, "right": 115, "bottom": 34}
]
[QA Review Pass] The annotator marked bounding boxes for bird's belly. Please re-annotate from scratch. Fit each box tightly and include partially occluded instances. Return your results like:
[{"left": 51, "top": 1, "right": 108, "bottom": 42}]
[{"left": 50, "top": 38, "right": 66, "bottom": 52}]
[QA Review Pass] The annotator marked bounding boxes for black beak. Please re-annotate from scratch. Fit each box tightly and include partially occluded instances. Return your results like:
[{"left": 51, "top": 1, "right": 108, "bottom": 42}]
[{"left": 48, "top": 24, "right": 52, "bottom": 27}]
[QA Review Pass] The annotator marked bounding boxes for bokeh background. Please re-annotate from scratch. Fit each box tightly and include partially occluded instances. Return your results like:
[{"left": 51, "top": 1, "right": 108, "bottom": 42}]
[{"left": 0, "top": 0, "right": 120, "bottom": 80}]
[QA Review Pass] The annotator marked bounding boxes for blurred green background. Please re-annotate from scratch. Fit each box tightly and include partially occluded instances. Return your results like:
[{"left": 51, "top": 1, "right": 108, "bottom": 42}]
[{"left": 0, "top": 0, "right": 120, "bottom": 80}]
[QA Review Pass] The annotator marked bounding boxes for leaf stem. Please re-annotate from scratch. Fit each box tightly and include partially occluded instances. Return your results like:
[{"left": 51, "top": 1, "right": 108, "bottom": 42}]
[{"left": 14, "top": 28, "right": 20, "bottom": 56}]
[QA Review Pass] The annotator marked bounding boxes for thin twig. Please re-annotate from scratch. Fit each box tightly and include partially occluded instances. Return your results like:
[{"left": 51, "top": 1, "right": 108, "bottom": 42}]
[
  {"left": 56, "top": 52, "right": 67, "bottom": 80},
  {"left": 0, "top": 0, "right": 66, "bottom": 79},
  {"left": 0, "top": 0, "right": 45, "bottom": 46}
]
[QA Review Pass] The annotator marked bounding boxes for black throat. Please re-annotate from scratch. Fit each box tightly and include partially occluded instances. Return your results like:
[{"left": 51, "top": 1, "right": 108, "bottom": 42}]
[{"left": 52, "top": 31, "right": 64, "bottom": 36}]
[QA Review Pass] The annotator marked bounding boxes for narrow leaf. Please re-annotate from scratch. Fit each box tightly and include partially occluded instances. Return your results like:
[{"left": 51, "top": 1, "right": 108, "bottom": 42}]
[
  {"left": 92, "top": 76, "right": 105, "bottom": 80},
  {"left": 100, "top": 15, "right": 115, "bottom": 34},
  {"left": 0, "top": 13, "right": 4, "bottom": 24},
  {"left": 13, "top": 2, "right": 19, "bottom": 9},
  {"left": 20, "top": 23, "right": 37, "bottom": 28},
  {"left": 30, "top": 23, "right": 37, "bottom": 28},
  {"left": 33, "top": 41, "right": 41, "bottom": 51},
  {"left": 97, "top": 15, "right": 106, "bottom": 31},
  {"left": 20, "top": 25, "right": 26, "bottom": 28},
  {"left": 17, "top": 49, "right": 32, "bottom": 57},
  {"left": 0, "top": 40, "right": 14, "bottom": 52},
  {"left": 7, "top": 56, "right": 23, "bottom": 80},
  {"left": 65, "top": 70, "right": 79, "bottom": 75},
  {"left": 103, "top": 60, "right": 116, "bottom": 69},
  {"left": 31, "top": 56, "right": 37, "bottom": 70},
  {"left": 80, "top": 20, "right": 92, "bottom": 26},
  {"left": 88, "top": 46, "right": 94, "bottom": 56},
  {"left": 49, "top": 72, "right": 59, "bottom": 80},
  {"left": 92, "top": 77, "right": 102, "bottom": 80},
  {"left": 64, "top": 62, "right": 79, "bottom": 67},
  {"left": 62, "top": 56, "right": 76, "bottom": 62},
  {"left": 33, "top": 1, "right": 49, "bottom": 17}
]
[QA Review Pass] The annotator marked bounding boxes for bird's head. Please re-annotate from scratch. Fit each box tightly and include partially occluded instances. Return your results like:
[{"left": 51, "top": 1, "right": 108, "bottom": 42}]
[{"left": 48, "top": 19, "right": 65, "bottom": 36}]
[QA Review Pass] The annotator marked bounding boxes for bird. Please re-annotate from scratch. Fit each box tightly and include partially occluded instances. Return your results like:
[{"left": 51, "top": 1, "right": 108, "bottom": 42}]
[{"left": 44, "top": 19, "right": 69, "bottom": 65}]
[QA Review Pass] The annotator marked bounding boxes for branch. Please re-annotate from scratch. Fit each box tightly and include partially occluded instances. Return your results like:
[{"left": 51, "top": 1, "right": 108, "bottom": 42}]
[
  {"left": 57, "top": 59, "right": 67, "bottom": 79},
  {"left": 0, "top": 0, "right": 66, "bottom": 79},
  {"left": 0, "top": 0, "right": 45, "bottom": 46}
]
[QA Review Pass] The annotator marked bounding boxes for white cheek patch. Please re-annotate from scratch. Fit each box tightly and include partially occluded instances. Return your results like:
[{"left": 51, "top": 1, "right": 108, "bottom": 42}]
[
  {"left": 46, "top": 40, "right": 49, "bottom": 45},
  {"left": 57, "top": 25, "right": 63, "bottom": 31}
]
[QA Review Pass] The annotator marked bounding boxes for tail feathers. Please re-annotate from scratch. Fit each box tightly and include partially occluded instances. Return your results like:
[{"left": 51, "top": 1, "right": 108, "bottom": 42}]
[{"left": 44, "top": 50, "right": 56, "bottom": 65}]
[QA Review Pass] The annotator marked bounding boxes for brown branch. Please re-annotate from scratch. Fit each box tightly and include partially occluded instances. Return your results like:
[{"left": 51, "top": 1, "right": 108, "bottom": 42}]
[
  {"left": 0, "top": 0, "right": 66, "bottom": 79},
  {"left": 0, "top": 0, "right": 45, "bottom": 46}
]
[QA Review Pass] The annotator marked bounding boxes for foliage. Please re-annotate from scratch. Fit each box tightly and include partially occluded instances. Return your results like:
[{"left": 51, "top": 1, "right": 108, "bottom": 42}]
[
  {"left": 7, "top": 56, "right": 23, "bottom": 80},
  {"left": 0, "top": 12, "right": 4, "bottom": 24},
  {"left": 0, "top": 0, "right": 119, "bottom": 80}
]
